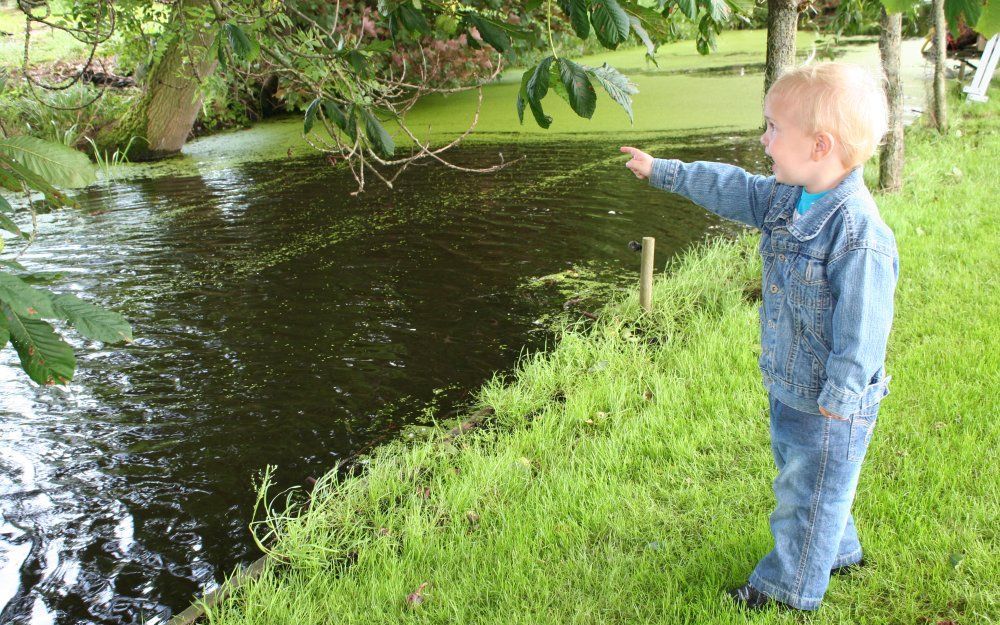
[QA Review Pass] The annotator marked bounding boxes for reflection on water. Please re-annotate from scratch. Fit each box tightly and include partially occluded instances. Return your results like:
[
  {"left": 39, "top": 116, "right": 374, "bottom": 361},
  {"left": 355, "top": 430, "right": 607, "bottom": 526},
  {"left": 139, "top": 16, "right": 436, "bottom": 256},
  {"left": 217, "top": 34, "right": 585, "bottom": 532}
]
[{"left": 0, "top": 135, "right": 765, "bottom": 624}]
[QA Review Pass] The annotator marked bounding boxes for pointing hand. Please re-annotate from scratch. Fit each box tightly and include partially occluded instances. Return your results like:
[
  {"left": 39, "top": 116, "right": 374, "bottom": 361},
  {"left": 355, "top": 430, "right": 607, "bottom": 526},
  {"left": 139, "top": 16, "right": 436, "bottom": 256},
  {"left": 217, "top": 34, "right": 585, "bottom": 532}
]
[{"left": 620, "top": 146, "right": 653, "bottom": 180}]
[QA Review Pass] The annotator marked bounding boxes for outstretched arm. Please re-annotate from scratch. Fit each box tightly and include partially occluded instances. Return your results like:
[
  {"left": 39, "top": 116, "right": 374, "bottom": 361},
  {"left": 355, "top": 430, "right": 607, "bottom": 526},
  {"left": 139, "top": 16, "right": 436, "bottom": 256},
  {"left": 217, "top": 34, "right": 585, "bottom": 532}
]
[{"left": 620, "top": 146, "right": 774, "bottom": 230}]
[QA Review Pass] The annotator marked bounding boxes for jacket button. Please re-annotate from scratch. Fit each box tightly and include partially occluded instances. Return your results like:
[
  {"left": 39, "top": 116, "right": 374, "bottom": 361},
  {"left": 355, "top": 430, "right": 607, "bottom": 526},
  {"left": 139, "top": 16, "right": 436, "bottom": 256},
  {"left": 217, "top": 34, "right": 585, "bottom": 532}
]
[
  {"left": 770, "top": 284, "right": 779, "bottom": 293},
  {"left": 778, "top": 253, "right": 786, "bottom": 261}
]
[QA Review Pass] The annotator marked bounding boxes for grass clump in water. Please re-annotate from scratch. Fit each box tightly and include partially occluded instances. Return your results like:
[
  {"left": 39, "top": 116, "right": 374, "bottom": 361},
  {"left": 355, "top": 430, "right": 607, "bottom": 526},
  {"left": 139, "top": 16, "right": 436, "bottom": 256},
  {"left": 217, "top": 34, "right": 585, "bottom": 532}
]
[{"left": 201, "top": 91, "right": 999, "bottom": 624}]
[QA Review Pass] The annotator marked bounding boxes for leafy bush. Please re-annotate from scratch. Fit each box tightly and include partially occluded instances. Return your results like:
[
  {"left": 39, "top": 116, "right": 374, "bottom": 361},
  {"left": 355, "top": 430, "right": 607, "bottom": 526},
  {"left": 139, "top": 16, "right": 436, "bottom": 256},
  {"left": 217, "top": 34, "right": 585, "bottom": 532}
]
[{"left": 0, "top": 135, "right": 132, "bottom": 385}]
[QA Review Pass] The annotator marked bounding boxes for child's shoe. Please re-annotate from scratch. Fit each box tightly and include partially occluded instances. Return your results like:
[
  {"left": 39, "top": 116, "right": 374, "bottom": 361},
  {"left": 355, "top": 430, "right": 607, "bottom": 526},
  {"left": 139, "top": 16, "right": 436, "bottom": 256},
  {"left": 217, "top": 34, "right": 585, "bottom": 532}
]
[
  {"left": 831, "top": 557, "right": 867, "bottom": 575},
  {"left": 726, "top": 583, "right": 778, "bottom": 610}
]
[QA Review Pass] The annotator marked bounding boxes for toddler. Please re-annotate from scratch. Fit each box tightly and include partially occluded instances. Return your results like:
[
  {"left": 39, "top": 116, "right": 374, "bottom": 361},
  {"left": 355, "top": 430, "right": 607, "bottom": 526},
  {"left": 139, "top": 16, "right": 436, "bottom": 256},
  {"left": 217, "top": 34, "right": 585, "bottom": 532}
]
[{"left": 621, "top": 62, "right": 899, "bottom": 611}]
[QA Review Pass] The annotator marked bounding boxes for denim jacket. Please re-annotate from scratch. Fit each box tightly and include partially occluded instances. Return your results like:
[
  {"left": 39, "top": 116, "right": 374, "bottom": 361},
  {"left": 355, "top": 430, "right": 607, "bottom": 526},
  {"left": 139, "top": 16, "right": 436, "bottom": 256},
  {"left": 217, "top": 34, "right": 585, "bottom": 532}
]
[{"left": 650, "top": 159, "right": 898, "bottom": 417}]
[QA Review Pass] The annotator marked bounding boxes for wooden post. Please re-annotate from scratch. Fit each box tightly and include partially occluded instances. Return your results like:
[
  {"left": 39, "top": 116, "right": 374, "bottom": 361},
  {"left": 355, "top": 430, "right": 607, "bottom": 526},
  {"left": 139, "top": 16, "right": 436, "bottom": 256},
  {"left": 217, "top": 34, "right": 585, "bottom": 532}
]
[{"left": 639, "top": 237, "right": 654, "bottom": 312}]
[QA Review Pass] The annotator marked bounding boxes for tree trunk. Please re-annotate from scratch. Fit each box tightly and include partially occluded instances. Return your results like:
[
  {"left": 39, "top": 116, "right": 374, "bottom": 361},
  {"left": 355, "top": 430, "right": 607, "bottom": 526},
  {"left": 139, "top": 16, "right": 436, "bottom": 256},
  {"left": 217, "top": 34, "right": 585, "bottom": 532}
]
[
  {"left": 100, "top": 0, "right": 218, "bottom": 160},
  {"left": 765, "top": 0, "right": 799, "bottom": 94},
  {"left": 931, "top": 0, "right": 948, "bottom": 132},
  {"left": 878, "top": 8, "right": 904, "bottom": 192}
]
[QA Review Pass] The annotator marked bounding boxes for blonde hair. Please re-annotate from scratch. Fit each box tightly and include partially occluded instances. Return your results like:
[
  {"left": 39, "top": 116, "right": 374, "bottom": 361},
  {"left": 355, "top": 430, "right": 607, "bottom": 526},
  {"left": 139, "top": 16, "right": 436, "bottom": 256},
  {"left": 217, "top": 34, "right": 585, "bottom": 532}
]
[{"left": 766, "top": 62, "right": 889, "bottom": 168}]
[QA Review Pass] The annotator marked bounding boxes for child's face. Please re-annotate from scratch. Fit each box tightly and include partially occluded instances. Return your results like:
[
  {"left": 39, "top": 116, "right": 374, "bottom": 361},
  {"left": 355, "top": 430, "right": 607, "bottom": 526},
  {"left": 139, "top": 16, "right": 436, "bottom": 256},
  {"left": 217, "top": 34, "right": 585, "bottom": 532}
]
[{"left": 760, "top": 96, "right": 819, "bottom": 186}]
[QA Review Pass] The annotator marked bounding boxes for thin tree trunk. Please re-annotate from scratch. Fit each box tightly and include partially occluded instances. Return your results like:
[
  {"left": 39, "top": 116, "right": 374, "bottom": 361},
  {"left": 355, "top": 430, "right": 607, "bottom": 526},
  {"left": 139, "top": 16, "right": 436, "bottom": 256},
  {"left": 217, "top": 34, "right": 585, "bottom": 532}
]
[
  {"left": 99, "top": 0, "right": 219, "bottom": 160},
  {"left": 878, "top": 8, "right": 904, "bottom": 192},
  {"left": 765, "top": 0, "right": 798, "bottom": 94},
  {"left": 931, "top": 0, "right": 948, "bottom": 132}
]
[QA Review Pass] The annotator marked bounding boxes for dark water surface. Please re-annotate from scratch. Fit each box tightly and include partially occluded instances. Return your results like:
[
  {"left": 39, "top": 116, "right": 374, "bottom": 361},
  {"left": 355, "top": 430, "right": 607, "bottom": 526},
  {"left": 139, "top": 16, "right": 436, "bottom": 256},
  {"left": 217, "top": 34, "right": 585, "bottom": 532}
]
[{"left": 0, "top": 136, "right": 763, "bottom": 624}]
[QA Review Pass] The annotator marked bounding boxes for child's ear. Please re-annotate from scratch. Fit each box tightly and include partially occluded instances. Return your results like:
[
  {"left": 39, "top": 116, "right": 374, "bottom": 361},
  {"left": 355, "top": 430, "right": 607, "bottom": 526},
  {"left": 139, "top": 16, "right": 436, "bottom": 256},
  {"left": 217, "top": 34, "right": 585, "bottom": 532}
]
[{"left": 814, "top": 132, "right": 836, "bottom": 160}]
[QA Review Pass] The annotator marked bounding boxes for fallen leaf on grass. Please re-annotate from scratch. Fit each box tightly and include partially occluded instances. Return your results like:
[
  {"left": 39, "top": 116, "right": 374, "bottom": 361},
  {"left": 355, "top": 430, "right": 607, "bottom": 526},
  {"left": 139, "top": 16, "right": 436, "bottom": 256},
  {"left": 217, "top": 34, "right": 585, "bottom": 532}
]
[{"left": 406, "top": 582, "right": 429, "bottom": 607}]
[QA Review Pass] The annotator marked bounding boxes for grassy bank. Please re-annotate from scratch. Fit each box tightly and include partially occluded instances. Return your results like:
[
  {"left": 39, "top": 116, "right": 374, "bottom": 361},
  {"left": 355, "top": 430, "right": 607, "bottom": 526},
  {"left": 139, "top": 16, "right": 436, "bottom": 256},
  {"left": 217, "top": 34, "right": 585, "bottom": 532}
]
[{"left": 199, "top": 93, "right": 999, "bottom": 624}]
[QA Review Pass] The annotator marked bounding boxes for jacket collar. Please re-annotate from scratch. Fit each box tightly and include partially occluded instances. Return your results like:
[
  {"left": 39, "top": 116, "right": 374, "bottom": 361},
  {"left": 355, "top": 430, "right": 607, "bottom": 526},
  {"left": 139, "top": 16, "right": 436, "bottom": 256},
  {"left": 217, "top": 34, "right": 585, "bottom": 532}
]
[{"left": 764, "top": 167, "right": 864, "bottom": 241}]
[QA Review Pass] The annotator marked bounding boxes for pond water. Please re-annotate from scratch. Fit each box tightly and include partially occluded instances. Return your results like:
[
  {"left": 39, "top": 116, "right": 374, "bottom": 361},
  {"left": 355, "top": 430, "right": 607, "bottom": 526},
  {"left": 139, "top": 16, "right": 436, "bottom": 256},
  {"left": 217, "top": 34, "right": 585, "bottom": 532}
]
[{"left": 0, "top": 133, "right": 764, "bottom": 624}]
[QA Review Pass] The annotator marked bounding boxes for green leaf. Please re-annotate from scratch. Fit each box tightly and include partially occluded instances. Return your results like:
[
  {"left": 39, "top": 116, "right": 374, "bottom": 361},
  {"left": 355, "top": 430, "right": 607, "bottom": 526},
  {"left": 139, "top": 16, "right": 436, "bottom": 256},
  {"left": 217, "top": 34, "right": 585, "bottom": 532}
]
[
  {"left": 0, "top": 260, "right": 26, "bottom": 272},
  {"left": 675, "top": 0, "right": 698, "bottom": 20},
  {"left": 723, "top": 0, "right": 756, "bottom": 15},
  {"left": 0, "top": 165, "right": 20, "bottom": 192},
  {"left": 586, "top": 63, "right": 638, "bottom": 123},
  {"left": 945, "top": 0, "right": 981, "bottom": 35},
  {"left": 51, "top": 293, "right": 132, "bottom": 343},
  {"left": 224, "top": 22, "right": 257, "bottom": 60},
  {"left": 0, "top": 272, "right": 55, "bottom": 318},
  {"left": 362, "top": 108, "right": 395, "bottom": 158},
  {"left": 591, "top": 0, "right": 630, "bottom": 48},
  {"left": 322, "top": 101, "right": 354, "bottom": 139},
  {"left": 622, "top": 3, "right": 673, "bottom": 41},
  {"left": 0, "top": 313, "right": 8, "bottom": 349},
  {"left": 0, "top": 212, "right": 24, "bottom": 238},
  {"left": 215, "top": 30, "right": 228, "bottom": 69},
  {"left": 304, "top": 97, "right": 322, "bottom": 134},
  {"left": 0, "top": 192, "right": 11, "bottom": 213},
  {"left": 0, "top": 154, "right": 73, "bottom": 207},
  {"left": 558, "top": 58, "right": 597, "bottom": 119},
  {"left": 568, "top": 0, "right": 591, "bottom": 38},
  {"left": 464, "top": 13, "right": 511, "bottom": 52},
  {"left": 395, "top": 2, "right": 431, "bottom": 34},
  {"left": 706, "top": 0, "right": 731, "bottom": 23},
  {"left": 517, "top": 70, "right": 552, "bottom": 128},
  {"left": 977, "top": 0, "right": 1000, "bottom": 36},
  {"left": 628, "top": 15, "right": 657, "bottom": 57},
  {"left": 528, "top": 56, "right": 553, "bottom": 104},
  {"left": 0, "top": 136, "right": 95, "bottom": 189},
  {"left": 2, "top": 303, "right": 75, "bottom": 386}
]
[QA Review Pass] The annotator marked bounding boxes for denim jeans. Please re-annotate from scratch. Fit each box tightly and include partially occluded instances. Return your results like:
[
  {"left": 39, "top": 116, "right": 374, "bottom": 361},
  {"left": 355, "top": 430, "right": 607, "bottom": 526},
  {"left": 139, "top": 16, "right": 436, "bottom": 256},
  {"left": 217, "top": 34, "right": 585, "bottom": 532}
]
[{"left": 748, "top": 394, "right": 879, "bottom": 610}]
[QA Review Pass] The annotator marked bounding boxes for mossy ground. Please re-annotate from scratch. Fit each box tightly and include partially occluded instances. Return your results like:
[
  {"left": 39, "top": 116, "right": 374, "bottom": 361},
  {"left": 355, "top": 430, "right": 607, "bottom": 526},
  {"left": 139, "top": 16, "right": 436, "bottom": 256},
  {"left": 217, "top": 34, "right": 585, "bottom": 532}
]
[{"left": 198, "top": 89, "right": 999, "bottom": 624}]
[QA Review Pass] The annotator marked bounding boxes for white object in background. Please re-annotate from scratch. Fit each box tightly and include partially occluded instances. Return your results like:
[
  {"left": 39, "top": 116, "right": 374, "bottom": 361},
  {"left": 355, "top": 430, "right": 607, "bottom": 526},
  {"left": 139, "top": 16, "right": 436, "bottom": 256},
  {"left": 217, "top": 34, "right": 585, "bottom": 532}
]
[{"left": 963, "top": 34, "right": 999, "bottom": 102}]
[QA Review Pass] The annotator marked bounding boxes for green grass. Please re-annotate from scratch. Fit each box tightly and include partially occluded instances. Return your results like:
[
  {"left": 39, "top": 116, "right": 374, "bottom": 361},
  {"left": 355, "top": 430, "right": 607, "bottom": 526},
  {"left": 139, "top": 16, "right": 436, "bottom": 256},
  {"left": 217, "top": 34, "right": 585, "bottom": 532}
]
[
  {"left": 0, "top": 5, "right": 92, "bottom": 67},
  {"left": 199, "top": 91, "right": 999, "bottom": 624}
]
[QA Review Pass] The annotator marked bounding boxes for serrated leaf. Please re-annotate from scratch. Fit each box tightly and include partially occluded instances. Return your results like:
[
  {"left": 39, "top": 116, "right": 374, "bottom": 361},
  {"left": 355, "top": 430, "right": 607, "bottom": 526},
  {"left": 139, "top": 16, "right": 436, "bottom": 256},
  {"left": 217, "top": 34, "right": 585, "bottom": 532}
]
[
  {"left": 304, "top": 97, "right": 322, "bottom": 134},
  {"left": 675, "top": 0, "right": 698, "bottom": 20},
  {"left": 723, "top": 0, "right": 755, "bottom": 15},
  {"left": 2, "top": 303, "right": 75, "bottom": 385},
  {"left": 51, "top": 293, "right": 132, "bottom": 343},
  {"left": 586, "top": 63, "right": 638, "bottom": 123},
  {"left": 518, "top": 70, "right": 552, "bottom": 128},
  {"left": 558, "top": 58, "right": 597, "bottom": 118},
  {"left": 706, "top": 0, "right": 731, "bottom": 23},
  {"left": 0, "top": 153, "right": 73, "bottom": 207},
  {"left": 568, "top": 0, "right": 591, "bottom": 38},
  {"left": 0, "top": 136, "right": 95, "bottom": 189},
  {"left": 0, "top": 260, "right": 26, "bottom": 271},
  {"left": 623, "top": 3, "right": 673, "bottom": 41},
  {"left": 396, "top": 1, "right": 431, "bottom": 34},
  {"left": 976, "top": 0, "right": 1000, "bottom": 36},
  {"left": 528, "top": 57, "right": 553, "bottom": 103},
  {"left": 322, "top": 101, "right": 353, "bottom": 139},
  {"left": 224, "top": 22, "right": 257, "bottom": 60},
  {"left": 464, "top": 13, "right": 511, "bottom": 52},
  {"left": 591, "top": 0, "right": 630, "bottom": 48},
  {"left": 0, "top": 212, "right": 23, "bottom": 237},
  {"left": 945, "top": 0, "right": 981, "bottom": 35},
  {"left": 0, "top": 272, "right": 55, "bottom": 318},
  {"left": 628, "top": 15, "right": 657, "bottom": 57},
  {"left": 362, "top": 108, "right": 395, "bottom": 158}
]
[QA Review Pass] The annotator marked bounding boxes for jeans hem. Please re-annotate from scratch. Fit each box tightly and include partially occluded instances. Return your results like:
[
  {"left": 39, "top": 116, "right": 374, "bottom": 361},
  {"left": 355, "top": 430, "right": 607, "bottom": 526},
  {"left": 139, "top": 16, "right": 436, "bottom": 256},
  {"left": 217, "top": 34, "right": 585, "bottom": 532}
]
[
  {"left": 831, "top": 548, "right": 863, "bottom": 569},
  {"left": 748, "top": 573, "right": 822, "bottom": 611}
]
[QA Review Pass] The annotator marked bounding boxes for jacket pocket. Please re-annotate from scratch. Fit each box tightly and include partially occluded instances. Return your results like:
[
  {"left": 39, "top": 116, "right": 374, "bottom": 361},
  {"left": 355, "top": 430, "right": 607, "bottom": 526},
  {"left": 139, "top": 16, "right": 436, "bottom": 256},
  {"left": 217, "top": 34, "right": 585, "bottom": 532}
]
[{"left": 846, "top": 376, "right": 891, "bottom": 462}]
